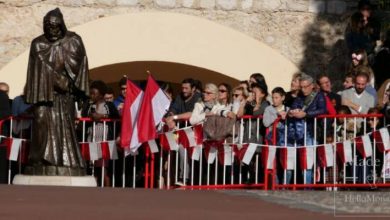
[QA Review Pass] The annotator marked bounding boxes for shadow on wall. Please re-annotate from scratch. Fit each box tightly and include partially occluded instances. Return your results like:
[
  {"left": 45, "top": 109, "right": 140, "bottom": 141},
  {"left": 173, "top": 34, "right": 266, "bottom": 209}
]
[{"left": 299, "top": 0, "right": 390, "bottom": 90}]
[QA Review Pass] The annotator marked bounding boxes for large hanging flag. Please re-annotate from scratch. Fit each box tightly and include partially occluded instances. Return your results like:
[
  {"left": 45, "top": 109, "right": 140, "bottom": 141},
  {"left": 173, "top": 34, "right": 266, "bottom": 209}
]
[
  {"left": 136, "top": 74, "right": 170, "bottom": 147},
  {"left": 120, "top": 79, "right": 144, "bottom": 153}
]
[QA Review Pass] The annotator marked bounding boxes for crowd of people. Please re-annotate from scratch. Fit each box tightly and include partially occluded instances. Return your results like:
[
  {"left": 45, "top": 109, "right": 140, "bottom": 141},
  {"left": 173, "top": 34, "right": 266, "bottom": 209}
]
[{"left": 0, "top": 0, "right": 389, "bottom": 187}]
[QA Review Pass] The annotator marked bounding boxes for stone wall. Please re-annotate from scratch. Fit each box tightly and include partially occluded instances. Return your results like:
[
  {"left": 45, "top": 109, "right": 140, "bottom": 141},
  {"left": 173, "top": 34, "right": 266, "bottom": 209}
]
[{"left": 0, "top": 0, "right": 387, "bottom": 86}]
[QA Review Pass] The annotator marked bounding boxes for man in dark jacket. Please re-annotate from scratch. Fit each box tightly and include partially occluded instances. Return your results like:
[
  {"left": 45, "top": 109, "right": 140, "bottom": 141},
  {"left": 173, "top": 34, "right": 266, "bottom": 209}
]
[
  {"left": 288, "top": 74, "right": 327, "bottom": 184},
  {"left": 164, "top": 78, "right": 201, "bottom": 185},
  {"left": 316, "top": 74, "right": 341, "bottom": 110},
  {"left": 165, "top": 78, "right": 201, "bottom": 129}
]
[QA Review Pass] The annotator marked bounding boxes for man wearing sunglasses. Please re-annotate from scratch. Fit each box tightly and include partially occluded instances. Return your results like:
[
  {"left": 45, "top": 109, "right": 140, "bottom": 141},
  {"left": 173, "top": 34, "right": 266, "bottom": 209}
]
[{"left": 114, "top": 77, "right": 128, "bottom": 115}]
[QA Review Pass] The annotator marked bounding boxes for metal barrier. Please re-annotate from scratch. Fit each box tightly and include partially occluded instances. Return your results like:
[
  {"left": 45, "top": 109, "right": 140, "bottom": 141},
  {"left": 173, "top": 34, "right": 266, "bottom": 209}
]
[
  {"left": 1, "top": 114, "right": 389, "bottom": 190},
  {"left": 141, "top": 115, "right": 276, "bottom": 190},
  {"left": 0, "top": 116, "right": 32, "bottom": 184},
  {"left": 271, "top": 114, "right": 390, "bottom": 190}
]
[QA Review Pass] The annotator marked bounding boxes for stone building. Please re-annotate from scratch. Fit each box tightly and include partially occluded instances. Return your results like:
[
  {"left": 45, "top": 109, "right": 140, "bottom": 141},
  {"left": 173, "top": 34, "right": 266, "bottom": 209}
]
[{"left": 0, "top": 0, "right": 389, "bottom": 97}]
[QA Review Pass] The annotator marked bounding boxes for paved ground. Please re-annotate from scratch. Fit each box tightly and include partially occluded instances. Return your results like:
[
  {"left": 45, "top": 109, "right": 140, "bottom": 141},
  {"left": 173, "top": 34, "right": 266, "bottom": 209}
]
[
  {"left": 0, "top": 185, "right": 387, "bottom": 220},
  {"left": 224, "top": 190, "right": 390, "bottom": 216}
]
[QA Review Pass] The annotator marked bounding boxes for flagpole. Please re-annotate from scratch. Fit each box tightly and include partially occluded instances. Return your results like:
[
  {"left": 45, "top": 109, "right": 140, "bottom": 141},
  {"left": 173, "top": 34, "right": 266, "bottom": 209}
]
[
  {"left": 122, "top": 150, "right": 126, "bottom": 188},
  {"left": 145, "top": 144, "right": 150, "bottom": 189},
  {"left": 151, "top": 150, "right": 155, "bottom": 189}
]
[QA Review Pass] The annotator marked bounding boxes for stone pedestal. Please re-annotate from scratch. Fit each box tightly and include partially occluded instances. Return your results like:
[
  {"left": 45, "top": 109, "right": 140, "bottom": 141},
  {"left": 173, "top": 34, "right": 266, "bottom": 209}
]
[{"left": 12, "top": 175, "right": 97, "bottom": 187}]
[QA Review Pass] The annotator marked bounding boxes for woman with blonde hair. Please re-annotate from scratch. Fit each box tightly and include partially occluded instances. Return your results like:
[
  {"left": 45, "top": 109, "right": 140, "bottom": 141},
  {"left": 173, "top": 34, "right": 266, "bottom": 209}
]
[
  {"left": 190, "top": 83, "right": 229, "bottom": 125},
  {"left": 285, "top": 72, "right": 303, "bottom": 107},
  {"left": 232, "top": 86, "right": 248, "bottom": 117}
]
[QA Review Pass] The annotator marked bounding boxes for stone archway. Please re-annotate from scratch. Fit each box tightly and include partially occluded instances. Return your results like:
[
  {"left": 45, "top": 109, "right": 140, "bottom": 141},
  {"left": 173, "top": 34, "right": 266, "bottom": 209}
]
[
  {"left": 0, "top": 12, "right": 298, "bottom": 98},
  {"left": 90, "top": 61, "right": 240, "bottom": 97}
]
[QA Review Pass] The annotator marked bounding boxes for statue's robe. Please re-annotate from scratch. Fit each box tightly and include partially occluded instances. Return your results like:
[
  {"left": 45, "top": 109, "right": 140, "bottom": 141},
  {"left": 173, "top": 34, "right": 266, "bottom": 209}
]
[{"left": 25, "top": 31, "right": 89, "bottom": 176}]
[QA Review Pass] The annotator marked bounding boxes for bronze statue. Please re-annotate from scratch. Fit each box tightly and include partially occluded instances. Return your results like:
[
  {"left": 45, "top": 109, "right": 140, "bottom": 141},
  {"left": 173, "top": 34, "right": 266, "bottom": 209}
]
[{"left": 24, "top": 8, "right": 89, "bottom": 176}]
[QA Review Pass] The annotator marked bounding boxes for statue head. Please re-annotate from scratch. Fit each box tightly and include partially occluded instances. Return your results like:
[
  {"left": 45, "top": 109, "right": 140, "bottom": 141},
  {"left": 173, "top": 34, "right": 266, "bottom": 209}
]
[{"left": 43, "top": 8, "right": 67, "bottom": 42}]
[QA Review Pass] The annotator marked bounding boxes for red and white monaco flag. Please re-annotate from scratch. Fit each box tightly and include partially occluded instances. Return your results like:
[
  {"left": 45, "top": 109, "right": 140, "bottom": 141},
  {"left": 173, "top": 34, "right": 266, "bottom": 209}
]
[
  {"left": 356, "top": 135, "right": 373, "bottom": 158},
  {"left": 147, "top": 139, "right": 159, "bottom": 153},
  {"left": 159, "top": 131, "right": 179, "bottom": 151},
  {"left": 88, "top": 142, "right": 101, "bottom": 161},
  {"left": 8, "top": 138, "right": 22, "bottom": 161},
  {"left": 336, "top": 140, "right": 353, "bottom": 163},
  {"left": 372, "top": 128, "right": 390, "bottom": 152},
  {"left": 242, "top": 143, "right": 257, "bottom": 165},
  {"left": 280, "top": 147, "right": 295, "bottom": 170},
  {"left": 191, "top": 145, "right": 202, "bottom": 161},
  {"left": 137, "top": 75, "right": 170, "bottom": 148},
  {"left": 120, "top": 79, "right": 144, "bottom": 153},
  {"left": 101, "top": 141, "right": 118, "bottom": 160},
  {"left": 212, "top": 144, "right": 234, "bottom": 166},
  {"left": 205, "top": 147, "right": 217, "bottom": 164},
  {"left": 177, "top": 128, "right": 196, "bottom": 148},
  {"left": 317, "top": 144, "right": 334, "bottom": 168},
  {"left": 193, "top": 124, "right": 203, "bottom": 145},
  {"left": 379, "top": 128, "right": 390, "bottom": 151},
  {"left": 298, "top": 146, "right": 314, "bottom": 170},
  {"left": 262, "top": 145, "right": 276, "bottom": 169},
  {"left": 221, "top": 144, "right": 234, "bottom": 166}
]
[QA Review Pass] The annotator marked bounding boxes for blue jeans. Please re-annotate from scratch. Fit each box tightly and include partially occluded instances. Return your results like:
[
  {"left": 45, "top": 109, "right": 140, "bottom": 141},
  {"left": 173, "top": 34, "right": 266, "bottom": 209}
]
[{"left": 279, "top": 170, "right": 313, "bottom": 185}]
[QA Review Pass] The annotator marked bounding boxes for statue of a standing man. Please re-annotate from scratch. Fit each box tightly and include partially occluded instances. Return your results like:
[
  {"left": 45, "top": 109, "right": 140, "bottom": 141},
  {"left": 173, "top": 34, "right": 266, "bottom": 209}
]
[{"left": 24, "top": 8, "right": 89, "bottom": 176}]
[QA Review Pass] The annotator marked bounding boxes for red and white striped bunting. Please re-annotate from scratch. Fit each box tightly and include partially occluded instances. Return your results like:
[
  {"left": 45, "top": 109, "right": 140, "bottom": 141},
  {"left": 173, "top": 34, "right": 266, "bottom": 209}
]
[
  {"left": 317, "top": 144, "right": 334, "bottom": 168},
  {"left": 336, "top": 140, "right": 353, "bottom": 163},
  {"left": 355, "top": 135, "right": 373, "bottom": 158},
  {"left": 80, "top": 141, "right": 118, "bottom": 161}
]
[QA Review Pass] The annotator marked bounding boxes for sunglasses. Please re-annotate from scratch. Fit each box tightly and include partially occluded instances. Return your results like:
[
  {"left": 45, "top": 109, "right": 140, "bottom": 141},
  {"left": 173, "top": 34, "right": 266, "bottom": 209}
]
[
  {"left": 120, "top": 87, "right": 127, "bottom": 90},
  {"left": 219, "top": 89, "right": 227, "bottom": 93},
  {"left": 203, "top": 91, "right": 214, "bottom": 95}
]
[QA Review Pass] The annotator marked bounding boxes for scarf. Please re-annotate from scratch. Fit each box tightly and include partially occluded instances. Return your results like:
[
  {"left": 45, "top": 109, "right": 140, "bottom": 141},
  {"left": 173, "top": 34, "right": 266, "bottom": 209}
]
[{"left": 303, "top": 92, "right": 317, "bottom": 110}]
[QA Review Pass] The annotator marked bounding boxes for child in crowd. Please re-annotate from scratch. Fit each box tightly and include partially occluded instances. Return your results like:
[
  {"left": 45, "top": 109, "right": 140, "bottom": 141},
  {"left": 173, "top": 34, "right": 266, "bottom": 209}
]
[
  {"left": 263, "top": 87, "right": 288, "bottom": 146},
  {"left": 342, "top": 73, "right": 354, "bottom": 91},
  {"left": 335, "top": 105, "right": 355, "bottom": 142},
  {"left": 263, "top": 87, "right": 289, "bottom": 184},
  {"left": 366, "top": 107, "right": 383, "bottom": 183}
]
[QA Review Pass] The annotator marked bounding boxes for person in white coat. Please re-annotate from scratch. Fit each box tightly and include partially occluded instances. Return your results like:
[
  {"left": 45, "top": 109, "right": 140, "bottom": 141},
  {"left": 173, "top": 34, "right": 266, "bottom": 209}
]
[{"left": 189, "top": 83, "right": 230, "bottom": 125}]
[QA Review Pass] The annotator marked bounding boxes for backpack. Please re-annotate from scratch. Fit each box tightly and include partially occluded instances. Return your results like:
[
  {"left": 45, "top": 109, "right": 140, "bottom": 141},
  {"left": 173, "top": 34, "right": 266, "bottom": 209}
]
[{"left": 203, "top": 115, "right": 238, "bottom": 141}]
